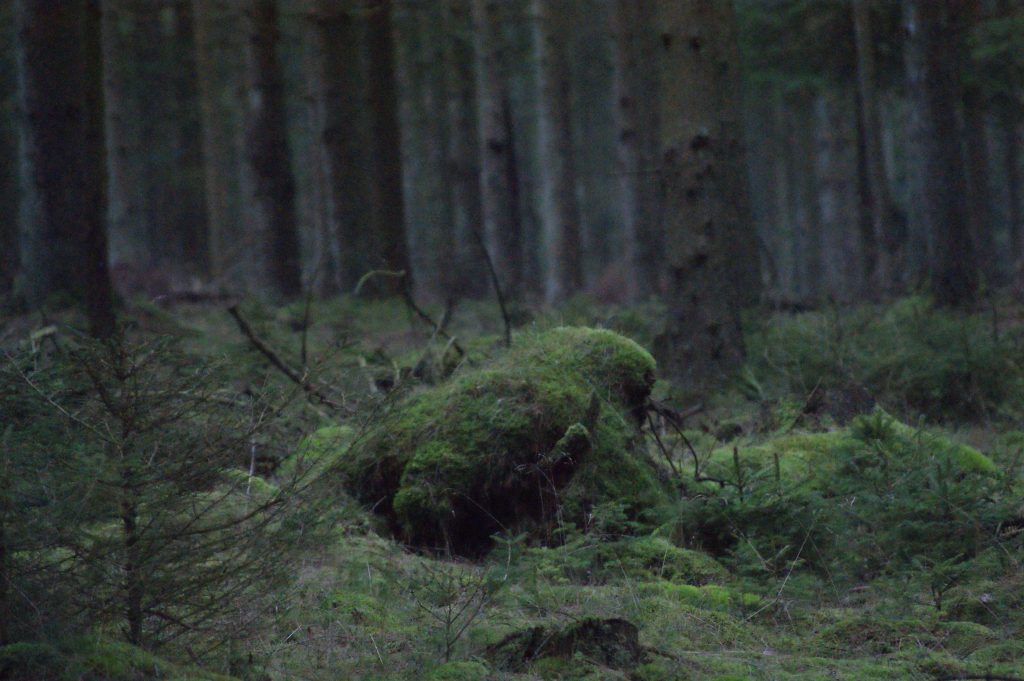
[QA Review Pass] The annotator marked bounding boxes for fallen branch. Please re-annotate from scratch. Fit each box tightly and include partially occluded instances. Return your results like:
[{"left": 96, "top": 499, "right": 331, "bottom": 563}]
[{"left": 226, "top": 305, "right": 340, "bottom": 411}]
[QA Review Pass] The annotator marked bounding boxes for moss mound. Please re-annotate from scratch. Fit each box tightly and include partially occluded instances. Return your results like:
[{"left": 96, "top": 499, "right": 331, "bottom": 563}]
[{"left": 333, "top": 327, "right": 669, "bottom": 555}]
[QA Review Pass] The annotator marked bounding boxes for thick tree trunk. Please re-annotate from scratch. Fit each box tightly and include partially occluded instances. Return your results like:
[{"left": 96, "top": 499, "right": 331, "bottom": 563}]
[
  {"left": 240, "top": 0, "right": 302, "bottom": 299},
  {"left": 313, "top": 1, "right": 372, "bottom": 291},
  {"left": 654, "top": 0, "right": 758, "bottom": 387},
  {"left": 532, "top": 0, "right": 582, "bottom": 304},
  {"left": 364, "top": 0, "right": 411, "bottom": 296},
  {"left": 472, "top": 0, "right": 523, "bottom": 299},
  {"left": 15, "top": 0, "right": 115, "bottom": 335},
  {"left": 853, "top": 0, "right": 902, "bottom": 292},
  {"left": 906, "top": 0, "right": 976, "bottom": 306},
  {"left": 610, "top": 0, "right": 662, "bottom": 300},
  {"left": 442, "top": 0, "right": 487, "bottom": 298}
]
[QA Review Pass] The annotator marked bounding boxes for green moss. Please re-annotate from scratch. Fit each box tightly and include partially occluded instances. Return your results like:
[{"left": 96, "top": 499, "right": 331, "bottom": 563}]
[
  {"left": 599, "top": 536, "right": 728, "bottom": 584},
  {"left": 638, "top": 582, "right": 760, "bottom": 611},
  {"left": 282, "top": 425, "right": 356, "bottom": 480},
  {"left": 333, "top": 327, "right": 669, "bottom": 554}
]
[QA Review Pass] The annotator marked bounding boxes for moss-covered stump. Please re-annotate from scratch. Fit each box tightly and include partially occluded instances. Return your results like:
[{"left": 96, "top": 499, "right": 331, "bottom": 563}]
[
  {"left": 333, "top": 327, "right": 669, "bottom": 555},
  {"left": 485, "top": 618, "right": 642, "bottom": 673}
]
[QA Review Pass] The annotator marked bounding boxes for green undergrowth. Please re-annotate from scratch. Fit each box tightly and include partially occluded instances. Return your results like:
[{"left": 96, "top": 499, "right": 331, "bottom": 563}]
[
  {"left": 744, "top": 296, "right": 1024, "bottom": 422},
  {"left": 0, "top": 639, "right": 238, "bottom": 681},
  {"left": 4, "top": 297, "right": 1024, "bottom": 680},
  {"left": 672, "top": 408, "right": 1018, "bottom": 584}
]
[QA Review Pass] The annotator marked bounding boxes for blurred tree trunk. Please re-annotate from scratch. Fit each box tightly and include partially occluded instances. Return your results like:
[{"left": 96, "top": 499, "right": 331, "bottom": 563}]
[
  {"left": 15, "top": 0, "right": 115, "bottom": 336},
  {"left": 363, "top": 0, "right": 410, "bottom": 296},
  {"left": 169, "top": 0, "right": 209, "bottom": 279},
  {"left": 299, "top": 2, "right": 339, "bottom": 295},
  {"left": 793, "top": 92, "right": 823, "bottom": 299},
  {"left": 532, "top": 0, "right": 581, "bottom": 304},
  {"left": 905, "top": 0, "right": 976, "bottom": 306},
  {"left": 1004, "top": 115, "right": 1022, "bottom": 264},
  {"left": 312, "top": 1, "right": 372, "bottom": 291},
  {"left": 611, "top": 0, "right": 662, "bottom": 300},
  {"left": 0, "top": 28, "right": 16, "bottom": 296},
  {"left": 654, "top": 0, "right": 758, "bottom": 387},
  {"left": 770, "top": 84, "right": 796, "bottom": 298},
  {"left": 963, "top": 86, "right": 996, "bottom": 284},
  {"left": 193, "top": 0, "right": 236, "bottom": 284},
  {"left": 101, "top": 0, "right": 143, "bottom": 270},
  {"left": 240, "top": 0, "right": 302, "bottom": 299},
  {"left": 472, "top": 0, "right": 524, "bottom": 299},
  {"left": 814, "top": 89, "right": 861, "bottom": 300},
  {"left": 853, "top": 0, "right": 902, "bottom": 292},
  {"left": 901, "top": 0, "right": 931, "bottom": 283},
  {"left": 442, "top": 0, "right": 487, "bottom": 298}
]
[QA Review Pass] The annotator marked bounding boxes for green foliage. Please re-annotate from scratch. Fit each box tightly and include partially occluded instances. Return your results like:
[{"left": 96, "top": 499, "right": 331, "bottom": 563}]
[
  {"left": 675, "top": 409, "right": 1011, "bottom": 586},
  {"left": 0, "top": 329, "right": 318, "bottom": 655},
  {"left": 745, "top": 297, "right": 1024, "bottom": 421},
  {"left": 0, "top": 638, "right": 238, "bottom": 681},
  {"left": 332, "top": 327, "right": 670, "bottom": 555}
]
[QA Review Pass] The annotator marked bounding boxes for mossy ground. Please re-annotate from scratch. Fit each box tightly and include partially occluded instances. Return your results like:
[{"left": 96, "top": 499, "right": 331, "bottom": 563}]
[{"left": 3, "top": 295, "right": 1023, "bottom": 680}]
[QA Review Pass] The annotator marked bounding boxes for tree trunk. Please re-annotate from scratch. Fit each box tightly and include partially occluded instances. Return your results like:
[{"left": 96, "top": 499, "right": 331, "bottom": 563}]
[
  {"left": 442, "top": 0, "right": 487, "bottom": 298},
  {"left": 363, "top": 0, "right": 411, "bottom": 296},
  {"left": 15, "top": 0, "right": 115, "bottom": 336},
  {"left": 654, "top": 0, "right": 758, "bottom": 387},
  {"left": 1005, "top": 115, "right": 1022, "bottom": 265},
  {"left": 963, "top": 87, "right": 996, "bottom": 284},
  {"left": 814, "top": 89, "right": 860, "bottom": 300},
  {"left": 472, "top": 0, "right": 523, "bottom": 299},
  {"left": 611, "top": 0, "right": 662, "bottom": 300},
  {"left": 793, "top": 92, "right": 823, "bottom": 299},
  {"left": 240, "top": 0, "right": 302, "bottom": 299},
  {"left": 193, "top": 0, "right": 235, "bottom": 284},
  {"left": 905, "top": 0, "right": 976, "bottom": 306},
  {"left": 853, "top": 0, "right": 903, "bottom": 292},
  {"left": 170, "top": 0, "right": 209, "bottom": 279},
  {"left": 312, "top": 1, "right": 373, "bottom": 291},
  {"left": 299, "top": 1, "right": 339, "bottom": 295},
  {"left": 532, "top": 0, "right": 582, "bottom": 304}
]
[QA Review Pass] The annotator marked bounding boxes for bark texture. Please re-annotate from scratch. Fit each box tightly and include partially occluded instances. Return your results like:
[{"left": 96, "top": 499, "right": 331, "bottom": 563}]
[{"left": 654, "top": 0, "right": 759, "bottom": 387}]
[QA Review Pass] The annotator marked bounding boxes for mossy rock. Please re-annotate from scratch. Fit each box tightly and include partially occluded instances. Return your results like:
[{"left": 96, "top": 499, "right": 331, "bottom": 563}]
[{"left": 333, "top": 327, "right": 670, "bottom": 554}]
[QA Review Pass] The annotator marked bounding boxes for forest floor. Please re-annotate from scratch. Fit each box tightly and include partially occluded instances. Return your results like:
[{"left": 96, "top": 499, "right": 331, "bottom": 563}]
[{"left": 3, "top": 293, "right": 1024, "bottom": 680}]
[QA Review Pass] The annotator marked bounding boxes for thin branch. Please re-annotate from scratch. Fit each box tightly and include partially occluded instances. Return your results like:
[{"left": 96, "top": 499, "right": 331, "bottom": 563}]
[
  {"left": 226, "top": 305, "right": 340, "bottom": 410},
  {"left": 470, "top": 227, "right": 511, "bottom": 348}
]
